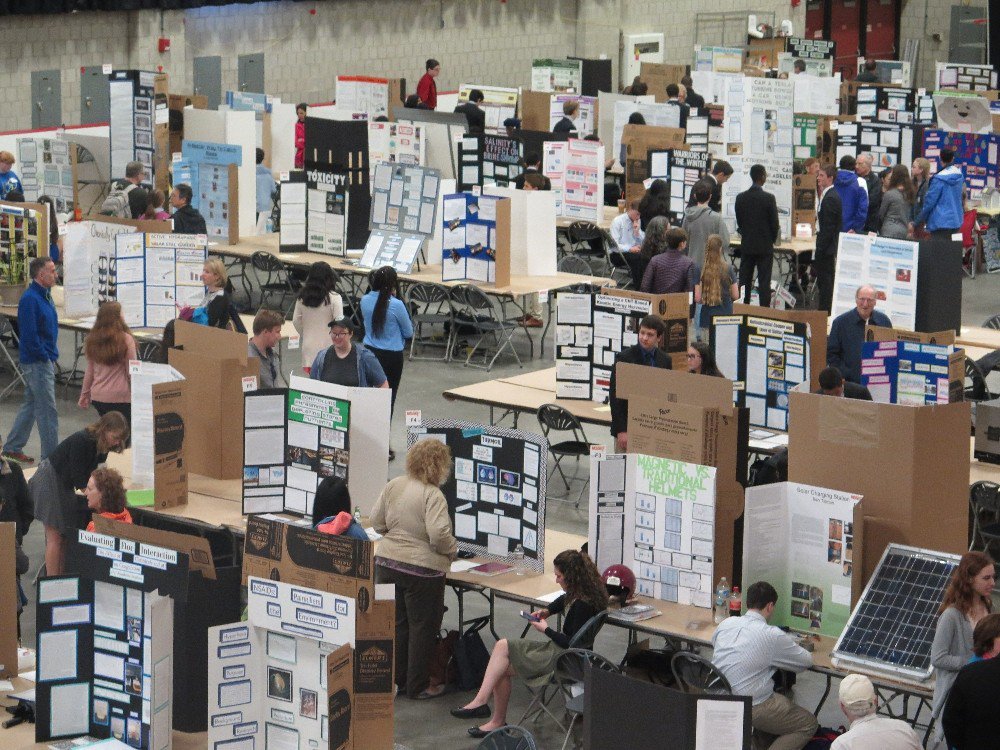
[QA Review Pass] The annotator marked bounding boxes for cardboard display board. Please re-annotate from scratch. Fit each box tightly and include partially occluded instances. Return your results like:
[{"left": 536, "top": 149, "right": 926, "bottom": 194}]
[
  {"left": 916, "top": 235, "right": 963, "bottom": 334},
  {"left": 554, "top": 289, "right": 689, "bottom": 401},
  {"left": 242, "top": 385, "right": 352, "bottom": 516},
  {"left": 831, "top": 233, "right": 919, "bottom": 331},
  {"left": 367, "top": 121, "right": 424, "bottom": 184},
  {"left": 336, "top": 75, "right": 391, "bottom": 118},
  {"left": 278, "top": 170, "right": 307, "bottom": 252},
  {"left": 743, "top": 482, "right": 862, "bottom": 636},
  {"left": 596, "top": 92, "right": 654, "bottom": 146},
  {"left": 589, "top": 452, "right": 717, "bottom": 607},
  {"left": 109, "top": 70, "right": 167, "bottom": 191},
  {"left": 408, "top": 419, "right": 547, "bottom": 570},
  {"left": 861, "top": 340, "right": 964, "bottom": 405},
  {"left": 835, "top": 121, "right": 920, "bottom": 169},
  {"left": 174, "top": 140, "right": 241, "bottom": 243},
  {"left": 612, "top": 101, "right": 680, "bottom": 166},
  {"left": 241, "top": 516, "right": 395, "bottom": 750},
  {"left": 531, "top": 59, "right": 584, "bottom": 93},
  {"left": 792, "top": 173, "right": 816, "bottom": 233},
  {"left": 304, "top": 118, "right": 370, "bottom": 252},
  {"left": 638, "top": 62, "right": 687, "bottom": 102},
  {"left": 780, "top": 37, "right": 836, "bottom": 77},
  {"left": 441, "top": 191, "right": 511, "bottom": 284},
  {"left": 457, "top": 84, "right": 518, "bottom": 135},
  {"left": 0, "top": 524, "right": 16, "bottom": 679},
  {"left": 359, "top": 162, "right": 440, "bottom": 272},
  {"left": 0, "top": 199, "right": 45, "bottom": 289},
  {"left": 787, "top": 391, "right": 971, "bottom": 582},
  {"left": 456, "top": 134, "right": 522, "bottom": 191},
  {"left": 167, "top": 93, "right": 208, "bottom": 158},
  {"left": 110, "top": 232, "right": 207, "bottom": 328},
  {"left": 621, "top": 124, "right": 689, "bottom": 206},
  {"left": 922, "top": 130, "right": 1000, "bottom": 199},
  {"left": 643, "top": 148, "right": 707, "bottom": 219},
  {"left": 129, "top": 361, "right": 187, "bottom": 502},
  {"left": 92, "top": 517, "right": 215, "bottom": 581},
  {"left": 935, "top": 62, "right": 998, "bottom": 92},
  {"left": 483, "top": 186, "right": 557, "bottom": 277},
  {"left": 208, "top": 577, "right": 356, "bottom": 750},
  {"left": 36, "top": 531, "right": 189, "bottom": 747},
  {"left": 856, "top": 86, "right": 935, "bottom": 125},
  {"left": 16, "top": 137, "right": 77, "bottom": 212},
  {"left": 732, "top": 304, "right": 827, "bottom": 391}
]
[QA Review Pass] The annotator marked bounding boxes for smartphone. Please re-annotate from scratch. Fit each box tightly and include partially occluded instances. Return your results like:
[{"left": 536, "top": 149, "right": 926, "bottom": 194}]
[{"left": 519, "top": 611, "right": 540, "bottom": 621}]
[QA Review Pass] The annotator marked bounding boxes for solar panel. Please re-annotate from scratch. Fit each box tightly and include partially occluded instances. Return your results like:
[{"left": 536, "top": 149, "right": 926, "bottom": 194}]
[{"left": 832, "top": 544, "right": 962, "bottom": 682}]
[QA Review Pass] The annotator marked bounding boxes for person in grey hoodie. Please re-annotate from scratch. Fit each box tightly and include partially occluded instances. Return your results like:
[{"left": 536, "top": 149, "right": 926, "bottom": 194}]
[
  {"left": 682, "top": 179, "right": 730, "bottom": 271},
  {"left": 877, "top": 164, "right": 914, "bottom": 240}
]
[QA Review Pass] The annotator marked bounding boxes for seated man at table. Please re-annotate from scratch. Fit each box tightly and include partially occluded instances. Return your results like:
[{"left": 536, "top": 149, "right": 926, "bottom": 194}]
[
  {"left": 712, "top": 581, "right": 817, "bottom": 750},
  {"left": 815, "top": 366, "right": 872, "bottom": 401},
  {"left": 827, "top": 285, "right": 891, "bottom": 383},
  {"left": 608, "top": 314, "right": 671, "bottom": 452},
  {"left": 831, "top": 674, "right": 921, "bottom": 750}
]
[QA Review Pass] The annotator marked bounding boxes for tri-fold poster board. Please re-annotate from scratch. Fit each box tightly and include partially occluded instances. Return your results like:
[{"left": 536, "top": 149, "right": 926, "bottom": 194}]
[
  {"left": 360, "top": 162, "right": 440, "bottom": 272},
  {"left": 441, "top": 191, "right": 511, "bottom": 284},
  {"left": 922, "top": 130, "right": 1000, "bottom": 199},
  {"left": 16, "top": 137, "right": 77, "bottom": 212},
  {"left": 109, "top": 69, "right": 167, "bottom": 191},
  {"left": 645, "top": 148, "right": 710, "bottom": 221},
  {"left": 457, "top": 84, "right": 518, "bottom": 134},
  {"left": 621, "top": 124, "right": 687, "bottom": 205},
  {"left": 408, "top": 419, "right": 547, "bottom": 570},
  {"left": 456, "top": 134, "right": 522, "bottom": 191},
  {"left": 304, "top": 118, "right": 371, "bottom": 252},
  {"left": 174, "top": 140, "right": 241, "bottom": 243},
  {"left": 861, "top": 339, "right": 964, "bottom": 405},
  {"left": 831, "top": 233, "right": 918, "bottom": 330}
]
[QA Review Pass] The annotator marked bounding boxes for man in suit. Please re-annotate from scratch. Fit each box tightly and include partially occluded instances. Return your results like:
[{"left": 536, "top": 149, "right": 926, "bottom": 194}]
[
  {"left": 553, "top": 100, "right": 579, "bottom": 134},
  {"left": 687, "top": 160, "right": 732, "bottom": 213},
  {"left": 680, "top": 75, "right": 705, "bottom": 112},
  {"left": 735, "top": 164, "right": 780, "bottom": 307},
  {"left": 608, "top": 315, "right": 672, "bottom": 452},
  {"left": 827, "top": 285, "right": 891, "bottom": 383},
  {"left": 665, "top": 83, "right": 690, "bottom": 129},
  {"left": 815, "top": 164, "right": 843, "bottom": 312},
  {"left": 512, "top": 152, "right": 552, "bottom": 191},
  {"left": 816, "top": 367, "right": 873, "bottom": 400},
  {"left": 454, "top": 89, "right": 486, "bottom": 136}
]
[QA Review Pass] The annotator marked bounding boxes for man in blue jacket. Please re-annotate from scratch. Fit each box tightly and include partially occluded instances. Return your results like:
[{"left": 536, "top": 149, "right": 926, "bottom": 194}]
[
  {"left": 827, "top": 285, "right": 891, "bottom": 384},
  {"left": 834, "top": 155, "right": 868, "bottom": 234},
  {"left": 4, "top": 257, "right": 59, "bottom": 463},
  {"left": 916, "top": 147, "right": 965, "bottom": 240}
]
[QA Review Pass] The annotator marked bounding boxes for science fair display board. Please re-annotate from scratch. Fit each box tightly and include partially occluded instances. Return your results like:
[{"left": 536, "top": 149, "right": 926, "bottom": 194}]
[
  {"left": 408, "top": 419, "right": 547, "bottom": 571},
  {"left": 554, "top": 289, "right": 689, "bottom": 401},
  {"left": 457, "top": 84, "right": 518, "bottom": 134},
  {"left": 831, "top": 233, "right": 919, "bottom": 330},
  {"left": 646, "top": 149, "right": 710, "bottom": 222},
  {"left": 109, "top": 70, "right": 167, "bottom": 190},
  {"left": 35, "top": 530, "right": 189, "bottom": 747},
  {"left": 612, "top": 100, "right": 680, "bottom": 165},
  {"left": 551, "top": 138, "right": 606, "bottom": 223},
  {"left": 780, "top": 37, "right": 836, "bottom": 76},
  {"left": 278, "top": 171, "right": 307, "bottom": 252},
  {"left": 856, "top": 86, "right": 935, "bottom": 125},
  {"left": 935, "top": 62, "right": 998, "bottom": 91},
  {"left": 304, "top": 118, "right": 371, "bottom": 252},
  {"left": 173, "top": 140, "right": 241, "bottom": 243},
  {"left": 16, "top": 137, "right": 76, "bottom": 212},
  {"left": 531, "top": 59, "right": 583, "bottom": 93},
  {"left": 242, "top": 386, "right": 351, "bottom": 516},
  {"left": 440, "top": 191, "right": 510, "bottom": 284},
  {"left": 208, "top": 577, "right": 356, "bottom": 750},
  {"left": 359, "top": 162, "right": 440, "bottom": 272},
  {"left": 861, "top": 340, "right": 964, "bottom": 405},
  {"left": 456, "top": 134, "right": 522, "bottom": 191},
  {"left": 834, "top": 121, "right": 920, "bottom": 168},
  {"left": 336, "top": 75, "right": 391, "bottom": 118},
  {"left": 367, "top": 121, "right": 425, "bottom": 183},
  {"left": 588, "top": 453, "right": 717, "bottom": 607},
  {"left": 711, "top": 314, "right": 810, "bottom": 431},
  {"left": 743, "top": 482, "right": 861, "bottom": 638},
  {"left": 922, "top": 130, "right": 1000, "bottom": 199}
]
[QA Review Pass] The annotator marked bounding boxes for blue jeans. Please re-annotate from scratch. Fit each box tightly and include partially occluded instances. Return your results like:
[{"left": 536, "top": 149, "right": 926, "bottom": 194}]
[{"left": 6, "top": 360, "right": 58, "bottom": 459}]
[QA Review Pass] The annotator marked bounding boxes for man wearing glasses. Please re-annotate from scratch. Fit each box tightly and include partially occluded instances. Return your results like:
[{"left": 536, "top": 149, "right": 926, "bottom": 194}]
[{"left": 826, "top": 285, "right": 891, "bottom": 384}]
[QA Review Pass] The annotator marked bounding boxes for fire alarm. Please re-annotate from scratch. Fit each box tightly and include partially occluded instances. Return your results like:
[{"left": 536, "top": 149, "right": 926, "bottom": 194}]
[{"left": 158, "top": 37, "right": 170, "bottom": 53}]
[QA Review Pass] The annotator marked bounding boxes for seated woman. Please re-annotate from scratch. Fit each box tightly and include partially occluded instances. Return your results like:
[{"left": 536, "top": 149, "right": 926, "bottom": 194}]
[
  {"left": 312, "top": 475, "right": 367, "bottom": 540},
  {"left": 686, "top": 341, "right": 724, "bottom": 377},
  {"left": 450, "top": 549, "right": 609, "bottom": 738},
  {"left": 84, "top": 467, "right": 131, "bottom": 531}
]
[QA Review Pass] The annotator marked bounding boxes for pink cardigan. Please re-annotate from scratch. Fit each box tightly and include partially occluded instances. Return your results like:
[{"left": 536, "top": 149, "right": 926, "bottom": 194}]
[{"left": 80, "top": 335, "right": 138, "bottom": 405}]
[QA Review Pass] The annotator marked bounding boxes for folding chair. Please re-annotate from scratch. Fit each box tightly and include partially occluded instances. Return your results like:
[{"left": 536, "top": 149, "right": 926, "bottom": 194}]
[
  {"left": 136, "top": 340, "right": 162, "bottom": 362},
  {"left": 605, "top": 246, "right": 634, "bottom": 289},
  {"left": 670, "top": 651, "right": 734, "bottom": 695},
  {"left": 531, "top": 648, "right": 619, "bottom": 750},
  {"left": 969, "top": 481, "right": 1000, "bottom": 553},
  {"left": 222, "top": 255, "right": 252, "bottom": 312},
  {"left": 475, "top": 726, "right": 538, "bottom": 750},
  {"left": 405, "top": 281, "right": 454, "bottom": 362},
  {"left": 566, "top": 221, "right": 609, "bottom": 275},
  {"left": 557, "top": 254, "right": 594, "bottom": 276},
  {"left": 536, "top": 404, "right": 591, "bottom": 503},
  {"left": 983, "top": 314, "right": 1000, "bottom": 330},
  {"left": 450, "top": 284, "right": 523, "bottom": 371},
  {"left": 965, "top": 358, "right": 993, "bottom": 402},
  {"left": 250, "top": 250, "right": 299, "bottom": 316}
]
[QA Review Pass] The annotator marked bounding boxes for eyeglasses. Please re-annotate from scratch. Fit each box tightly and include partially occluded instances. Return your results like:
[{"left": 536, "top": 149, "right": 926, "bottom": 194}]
[
  {"left": 330, "top": 331, "right": 350, "bottom": 338},
  {"left": 686, "top": 353, "right": 699, "bottom": 359}
]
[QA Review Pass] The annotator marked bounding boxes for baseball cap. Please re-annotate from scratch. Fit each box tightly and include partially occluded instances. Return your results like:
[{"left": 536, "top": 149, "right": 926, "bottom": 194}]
[
  {"left": 328, "top": 317, "right": 353, "bottom": 331},
  {"left": 839, "top": 674, "right": 875, "bottom": 711}
]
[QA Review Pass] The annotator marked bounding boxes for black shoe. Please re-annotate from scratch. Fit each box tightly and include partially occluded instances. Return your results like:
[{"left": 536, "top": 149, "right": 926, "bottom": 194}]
[
  {"left": 467, "top": 727, "right": 490, "bottom": 739},
  {"left": 388, "top": 449, "right": 396, "bottom": 462},
  {"left": 451, "top": 704, "right": 491, "bottom": 719}
]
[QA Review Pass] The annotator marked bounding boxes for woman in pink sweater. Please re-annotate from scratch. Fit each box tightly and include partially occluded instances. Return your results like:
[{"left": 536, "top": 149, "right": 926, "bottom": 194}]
[{"left": 79, "top": 302, "right": 137, "bottom": 427}]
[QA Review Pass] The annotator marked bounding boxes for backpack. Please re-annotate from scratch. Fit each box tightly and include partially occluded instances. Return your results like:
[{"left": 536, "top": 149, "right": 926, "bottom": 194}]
[
  {"left": 802, "top": 726, "right": 845, "bottom": 749},
  {"left": 100, "top": 182, "right": 137, "bottom": 218}
]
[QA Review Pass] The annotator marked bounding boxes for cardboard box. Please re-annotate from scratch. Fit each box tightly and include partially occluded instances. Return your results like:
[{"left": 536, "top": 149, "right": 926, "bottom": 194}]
[
  {"left": 788, "top": 391, "right": 971, "bottom": 582},
  {"left": 151, "top": 380, "right": 188, "bottom": 509},
  {"left": 628, "top": 400, "right": 719, "bottom": 466},
  {"left": 242, "top": 516, "right": 395, "bottom": 750},
  {"left": 864, "top": 325, "right": 956, "bottom": 346},
  {"left": 622, "top": 124, "right": 686, "bottom": 205},
  {"left": 733, "top": 304, "right": 828, "bottom": 392},
  {"left": 327, "top": 644, "right": 355, "bottom": 750},
  {"left": 0, "top": 523, "right": 16, "bottom": 679},
  {"left": 793, "top": 173, "right": 817, "bottom": 232},
  {"left": 615, "top": 364, "right": 748, "bottom": 583},
  {"left": 168, "top": 321, "right": 259, "bottom": 480},
  {"left": 639, "top": 62, "right": 688, "bottom": 103}
]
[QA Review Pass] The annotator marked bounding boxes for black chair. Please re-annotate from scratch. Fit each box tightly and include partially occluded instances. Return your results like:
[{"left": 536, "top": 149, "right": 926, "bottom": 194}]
[
  {"left": 969, "top": 481, "right": 1000, "bottom": 554},
  {"left": 450, "top": 284, "right": 523, "bottom": 371},
  {"left": 136, "top": 340, "right": 162, "bottom": 362},
  {"left": 670, "top": 651, "right": 734, "bottom": 695},
  {"left": 549, "top": 649, "right": 619, "bottom": 750},
  {"left": 250, "top": 250, "right": 299, "bottom": 316},
  {"left": 405, "top": 282, "right": 454, "bottom": 362},
  {"left": 606, "top": 246, "right": 634, "bottom": 289},
  {"left": 965, "top": 358, "right": 993, "bottom": 402},
  {"left": 566, "top": 221, "right": 608, "bottom": 274},
  {"left": 536, "top": 404, "right": 591, "bottom": 501},
  {"left": 983, "top": 314, "right": 1000, "bottom": 330},
  {"left": 475, "top": 726, "right": 538, "bottom": 750},
  {"left": 557, "top": 254, "right": 594, "bottom": 276}
]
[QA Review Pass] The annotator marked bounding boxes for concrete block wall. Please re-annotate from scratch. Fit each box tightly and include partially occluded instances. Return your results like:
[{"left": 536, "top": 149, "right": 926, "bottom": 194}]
[{"left": 898, "top": 0, "right": 981, "bottom": 90}]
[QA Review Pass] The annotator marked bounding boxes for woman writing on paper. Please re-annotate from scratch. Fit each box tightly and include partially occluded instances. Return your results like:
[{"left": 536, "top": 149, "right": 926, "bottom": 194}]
[
  {"left": 293, "top": 262, "right": 343, "bottom": 375},
  {"left": 451, "top": 549, "right": 608, "bottom": 738},
  {"left": 79, "top": 302, "right": 138, "bottom": 426}
]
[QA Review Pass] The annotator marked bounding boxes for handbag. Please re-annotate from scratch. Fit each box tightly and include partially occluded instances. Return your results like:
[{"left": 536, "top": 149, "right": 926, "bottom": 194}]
[
  {"left": 453, "top": 616, "right": 491, "bottom": 691},
  {"left": 429, "top": 629, "right": 459, "bottom": 688}
]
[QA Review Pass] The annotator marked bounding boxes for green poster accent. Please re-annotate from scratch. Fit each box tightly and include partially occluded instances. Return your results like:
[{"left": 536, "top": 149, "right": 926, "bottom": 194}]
[
  {"left": 126, "top": 489, "right": 155, "bottom": 507},
  {"left": 287, "top": 389, "right": 350, "bottom": 430}
]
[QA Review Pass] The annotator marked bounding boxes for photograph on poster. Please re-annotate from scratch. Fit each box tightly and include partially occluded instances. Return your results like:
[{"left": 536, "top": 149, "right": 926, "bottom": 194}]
[{"left": 268, "top": 667, "right": 293, "bottom": 702}]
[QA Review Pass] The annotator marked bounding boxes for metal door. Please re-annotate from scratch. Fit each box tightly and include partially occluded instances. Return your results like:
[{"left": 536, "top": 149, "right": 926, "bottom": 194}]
[
  {"left": 193, "top": 56, "right": 222, "bottom": 110},
  {"left": 829, "top": 0, "right": 861, "bottom": 79},
  {"left": 80, "top": 66, "right": 110, "bottom": 124},
  {"left": 30, "top": 70, "right": 62, "bottom": 129},
  {"left": 950, "top": 5, "right": 988, "bottom": 64},
  {"left": 237, "top": 53, "right": 265, "bottom": 93},
  {"left": 865, "top": 0, "right": 899, "bottom": 61}
]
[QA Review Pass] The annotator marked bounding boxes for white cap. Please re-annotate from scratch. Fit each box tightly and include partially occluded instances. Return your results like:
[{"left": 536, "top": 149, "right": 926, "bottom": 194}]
[{"left": 839, "top": 674, "right": 876, "bottom": 712}]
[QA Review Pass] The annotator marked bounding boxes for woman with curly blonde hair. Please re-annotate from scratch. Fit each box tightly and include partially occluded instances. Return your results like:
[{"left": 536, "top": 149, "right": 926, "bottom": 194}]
[
  {"left": 371, "top": 438, "right": 458, "bottom": 700},
  {"left": 451, "top": 549, "right": 609, "bottom": 737},
  {"left": 79, "top": 301, "right": 137, "bottom": 426}
]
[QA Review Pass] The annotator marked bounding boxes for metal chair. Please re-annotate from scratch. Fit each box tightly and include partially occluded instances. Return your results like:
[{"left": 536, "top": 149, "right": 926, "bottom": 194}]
[
  {"left": 983, "top": 314, "right": 1000, "bottom": 330},
  {"left": 250, "top": 250, "right": 299, "bottom": 316},
  {"left": 405, "top": 282, "right": 454, "bottom": 362},
  {"left": 670, "top": 651, "right": 734, "bottom": 695},
  {"left": 536, "top": 404, "right": 591, "bottom": 502},
  {"left": 606, "top": 246, "right": 634, "bottom": 289},
  {"left": 558, "top": 254, "right": 594, "bottom": 276},
  {"left": 136, "top": 340, "right": 162, "bottom": 362},
  {"left": 450, "top": 284, "right": 523, "bottom": 371},
  {"left": 549, "top": 648, "right": 620, "bottom": 750},
  {"left": 566, "top": 221, "right": 609, "bottom": 275},
  {"left": 222, "top": 256, "right": 252, "bottom": 312},
  {"left": 475, "top": 726, "right": 538, "bottom": 750},
  {"left": 965, "top": 358, "right": 993, "bottom": 402},
  {"left": 969, "top": 481, "right": 1000, "bottom": 553}
]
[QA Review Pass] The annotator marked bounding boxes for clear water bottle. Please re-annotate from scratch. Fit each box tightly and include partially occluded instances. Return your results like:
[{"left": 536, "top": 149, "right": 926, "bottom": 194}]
[
  {"left": 729, "top": 585, "right": 742, "bottom": 618},
  {"left": 714, "top": 577, "right": 730, "bottom": 624},
  {"left": 513, "top": 543, "right": 525, "bottom": 575}
]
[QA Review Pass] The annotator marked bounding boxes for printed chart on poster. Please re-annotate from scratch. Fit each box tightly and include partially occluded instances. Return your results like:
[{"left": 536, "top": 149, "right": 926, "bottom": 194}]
[
  {"left": 542, "top": 141, "right": 569, "bottom": 213},
  {"left": 861, "top": 341, "right": 962, "bottom": 405},
  {"left": 647, "top": 149, "right": 710, "bottom": 222},
  {"left": 831, "top": 233, "right": 918, "bottom": 330},
  {"left": 531, "top": 59, "right": 583, "bottom": 93},
  {"left": 336, "top": 75, "right": 390, "bottom": 117},
  {"left": 208, "top": 577, "right": 356, "bottom": 750},
  {"left": 16, "top": 138, "right": 75, "bottom": 212},
  {"left": 562, "top": 139, "right": 605, "bottom": 223},
  {"left": 306, "top": 167, "right": 349, "bottom": 256},
  {"left": 242, "top": 387, "right": 351, "bottom": 515},
  {"left": 109, "top": 70, "right": 159, "bottom": 185},
  {"left": 111, "top": 232, "right": 207, "bottom": 328},
  {"left": 441, "top": 191, "right": 502, "bottom": 282},
  {"left": 457, "top": 84, "right": 518, "bottom": 134},
  {"left": 711, "top": 314, "right": 810, "bottom": 431},
  {"left": 922, "top": 130, "right": 1000, "bottom": 199},
  {"left": 408, "top": 419, "right": 547, "bottom": 570},
  {"left": 744, "top": 482, "right": 860, "bottom": 638},
  {"left": 360, "top": 162, "right": 440, "bottom": 272},
  {"left": 367, "top": 121, "right": 425, "bottom": 184},
  {"left": 589, "top": 453, "right": 717, "bottom": 607},
  {"left": 278, "top": 171, "right": 307, "bottom": 251},
  {"left": 34, "top": 530, "right": 189, "bottom": 747}
]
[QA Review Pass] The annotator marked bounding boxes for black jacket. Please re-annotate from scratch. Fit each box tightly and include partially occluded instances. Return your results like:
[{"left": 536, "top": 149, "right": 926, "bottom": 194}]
[
  {"left": 454, "top": 102, "right": 486, "bottom": 136},
  {"left": 513, "top": 168, "right": 552, "bottom": 191},
  {"left": 49, "top": 430, "right": 109, "bottom": 492},
  {"left": 686, "top": 91, "right": 706, "bottom": 112},
  {"left": 172, "top": 204, "right": 207, "bottom": 235},
  {"left": 553, "top": 117, "right": 578, "bottom": 134},
  {"left": 686, "top": 174, "right": 722, "bottom": 213},
  {"left": 942, "top": 656, "right": 1000, "bottom": 750},
  {"left": 638, "top": 190, "right": 672, "bottom": 231},
  {"left": 861, "top": 170, "right": 882, "bottom": 233},
  {"left": 815, "top": 187, "right": 843, "bottom": 259},
  {"left": 734, "top": 185, "right": 780, "bottom": 256},
  {"left": 0, "top": 460, "right": 31, "bottom": 544},
  {"left": 609, "top": 344, "right": 673, "bottom": 437},
  {"left": 813, "top": 382, "right": 873, "bottom": 400}
]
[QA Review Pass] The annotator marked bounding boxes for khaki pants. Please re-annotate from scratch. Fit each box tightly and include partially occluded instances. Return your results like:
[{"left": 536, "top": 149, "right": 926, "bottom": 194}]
[{"left": 751, "top": 693, "right": 818, "bottom": 750}]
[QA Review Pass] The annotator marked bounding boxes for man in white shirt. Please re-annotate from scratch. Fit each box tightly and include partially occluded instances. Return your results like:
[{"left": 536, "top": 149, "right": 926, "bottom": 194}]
[
  {"left": 610, "top": 201, "right": 644, "bottom": 254},
  {"left": 831, "top": 674, "right": 921, "bottom": 750},
  {"left": 712, "top": 581, "right": 817, "bottom": 750}
]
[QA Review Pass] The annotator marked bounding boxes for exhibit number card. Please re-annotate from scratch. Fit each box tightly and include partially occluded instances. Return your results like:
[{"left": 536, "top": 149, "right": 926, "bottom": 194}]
[
  {"left": 743, "top": 482, "right": 860, "bottom": 638},
  {"left": 831, "top": 233, "right": 919, "bottom": 330},
  {"left": 409, "top": 419, "right": 548, "bottom": 571}
]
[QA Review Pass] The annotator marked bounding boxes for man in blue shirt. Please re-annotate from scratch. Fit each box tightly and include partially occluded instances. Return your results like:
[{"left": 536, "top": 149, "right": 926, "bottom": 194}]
[
  {"left": 255, "top": 148, "right": 276, "bottom": 222},
  {"left": 0, "top": 151, "right": 22, "bottom": 200},
  {"left": 916, "top": 147, "right": 965, "bottom": 240},
  {"left": 4, "top": 257, "right": 59, "bottom": 463},
  {"left": 827, "top": 285, "right": 892, "bottom": 384}
]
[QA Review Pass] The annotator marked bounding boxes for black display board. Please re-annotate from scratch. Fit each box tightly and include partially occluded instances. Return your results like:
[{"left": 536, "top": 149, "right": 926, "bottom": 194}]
[
  {"left": 518, "top": 128, "right": 570, "bottom": 162},
  {"left": 457, "top": 134, "right": 523, "bottom": 191},
  {"left": 304, "top": 117, "right": 371, "bottom": 251},
  {"left": 570, "top": 56, "right": 614, "bottom": 97},
  {"left": 278, "top": 169, "right": 307, "bottom": 253},
  {"left": 916, "top": 235, "right": 963, "bottom": 333}
]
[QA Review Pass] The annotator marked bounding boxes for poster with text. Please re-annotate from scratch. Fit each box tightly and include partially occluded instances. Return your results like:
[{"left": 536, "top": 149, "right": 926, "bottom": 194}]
[{"left": 831, "top": 233, "right": 918, "bottom": 331}]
